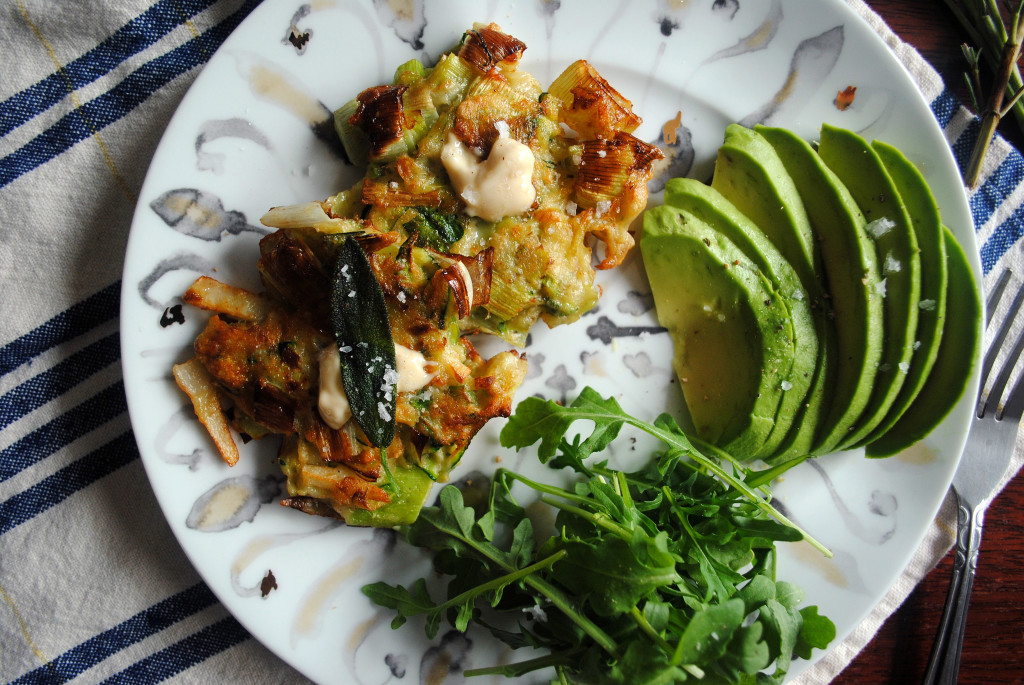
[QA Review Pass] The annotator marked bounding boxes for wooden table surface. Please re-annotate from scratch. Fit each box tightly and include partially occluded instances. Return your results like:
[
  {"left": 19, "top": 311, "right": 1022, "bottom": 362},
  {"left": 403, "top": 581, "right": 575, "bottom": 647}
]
[{"left": 834, "top": 2, "right": 1024, "bottom": 684}]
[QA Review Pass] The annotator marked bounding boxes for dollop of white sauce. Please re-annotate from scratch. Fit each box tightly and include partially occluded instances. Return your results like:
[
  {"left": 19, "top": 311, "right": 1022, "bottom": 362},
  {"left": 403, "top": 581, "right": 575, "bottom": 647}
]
[
  {"left": 318, "top": 344, "right": 438, "bottom": 429},
  {"left": 393, "top": 344, "right": 439, "bottom": 393},
  {"left": 318, "top": 346, "right": 352, "bottom": 429},
  {"left": 440, "top": 128, "right": 536, "bottom": 222}
]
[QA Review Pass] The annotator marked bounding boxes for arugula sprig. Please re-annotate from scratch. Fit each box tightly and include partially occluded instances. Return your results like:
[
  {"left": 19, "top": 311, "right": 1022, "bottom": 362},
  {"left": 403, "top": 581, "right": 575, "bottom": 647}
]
[
  {"left": 363, "top": 387, "right": 836, "bottom": 683},
  {"left": 502, "top": 387, "right": 829, "bottom": 556}
]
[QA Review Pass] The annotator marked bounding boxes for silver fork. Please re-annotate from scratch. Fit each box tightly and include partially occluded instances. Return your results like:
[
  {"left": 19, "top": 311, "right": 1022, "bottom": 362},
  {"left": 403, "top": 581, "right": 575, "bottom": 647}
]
[{"left": 922, "top": 269, "right": 1024, "bottom": 685}]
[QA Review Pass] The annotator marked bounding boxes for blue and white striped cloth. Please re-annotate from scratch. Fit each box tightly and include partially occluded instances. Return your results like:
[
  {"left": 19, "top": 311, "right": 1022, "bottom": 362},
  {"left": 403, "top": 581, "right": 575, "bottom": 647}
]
[{"left": 0, "top": 1, "right": 1021, "bottom": 683}]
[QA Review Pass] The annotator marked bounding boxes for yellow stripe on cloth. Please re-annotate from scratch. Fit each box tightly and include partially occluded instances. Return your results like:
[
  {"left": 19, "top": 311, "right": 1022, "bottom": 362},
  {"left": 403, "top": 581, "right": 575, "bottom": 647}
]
[
  {"left": 0, "top": 581, "right": 50, "bottom": 668},
  {"left": 16, "top": 0, "right": 137, "bottom": 203}
]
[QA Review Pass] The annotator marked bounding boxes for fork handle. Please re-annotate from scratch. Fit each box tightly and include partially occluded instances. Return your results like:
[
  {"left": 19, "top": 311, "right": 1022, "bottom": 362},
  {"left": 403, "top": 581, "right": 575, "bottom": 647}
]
[{"left": 922, "top": 495, "right": 985, "bottom": 685}]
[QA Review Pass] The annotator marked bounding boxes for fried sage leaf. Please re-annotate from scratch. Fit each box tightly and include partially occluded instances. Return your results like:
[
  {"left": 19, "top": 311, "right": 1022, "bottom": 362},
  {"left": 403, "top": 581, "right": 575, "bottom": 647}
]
[{"left": 329, "top": 236, "right": 397, "bottom": 447}]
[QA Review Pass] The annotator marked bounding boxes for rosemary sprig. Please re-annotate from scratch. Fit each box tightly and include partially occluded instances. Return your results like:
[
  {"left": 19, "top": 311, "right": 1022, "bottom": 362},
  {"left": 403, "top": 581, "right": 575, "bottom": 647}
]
[{"left": 944, "top": 0, "right": 1024, "bottom": 187}]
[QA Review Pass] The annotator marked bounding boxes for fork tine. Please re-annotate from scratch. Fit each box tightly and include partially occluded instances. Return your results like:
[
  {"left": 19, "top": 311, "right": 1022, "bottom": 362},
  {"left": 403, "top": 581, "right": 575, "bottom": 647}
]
[
  {"left": 978, "top": 272, "right": 1024, "bottom": 418},
  {"left": 993, "top": 324, "right": 1024, "bottom": 420},
  {"left": 985, "top": 269, "right": 1012, "bottom": 326}
]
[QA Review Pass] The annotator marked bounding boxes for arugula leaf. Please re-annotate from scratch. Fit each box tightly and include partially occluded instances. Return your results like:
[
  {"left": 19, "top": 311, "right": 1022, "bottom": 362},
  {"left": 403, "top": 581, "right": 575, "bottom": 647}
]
[
  {"left": 795, "top": 605, "right": 837, "bottom": 660},
  {"left": 365, "top": 386, "right": 836, "bottom": 683},
  {"left": 502, "top": 389, "right": 830, "bottom": 556},
  {"left": 361, "top": 577, "right": 434, "bottom": 630},
  {"left": 551, "top": 535, "right": 681, "bottom": 617},
  {"left": 672, "top": 598, "right": 745, "bottom": 665}
]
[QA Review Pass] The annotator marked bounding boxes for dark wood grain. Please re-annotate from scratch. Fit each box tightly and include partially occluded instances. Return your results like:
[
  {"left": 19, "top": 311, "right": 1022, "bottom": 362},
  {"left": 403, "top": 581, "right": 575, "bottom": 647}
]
[{"left": 835, "top": 4, "right": 1024, "bottom": 683}]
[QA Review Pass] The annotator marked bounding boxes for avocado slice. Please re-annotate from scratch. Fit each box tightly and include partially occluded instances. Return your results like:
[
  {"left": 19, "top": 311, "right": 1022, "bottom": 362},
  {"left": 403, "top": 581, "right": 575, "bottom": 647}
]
[
  {"left": 711, "top": 123, "right": 820, "bottom": 283},
  {"left": 866, "top": 227, "right": 980, "bottom": 457},
  {"left": 342, "top": 461, "right": 435, "bottom": 527},
  {"left": 855, "top": 140, "right": 948, "bottom": 446},
  {"left": 641, "top": 204, "right": 794, "bottom": 459},
  {"left": 817, "top": 124, "right": 922, "bottom": 449},
  {"left": 710, "top": 124, "right": 833, "bottom": 460},
  {"left": 756, "top": 125, "right": 885, "bottom": 455},
  {"left": 662, "top": 178, "right": 817, "bottom": 459}
]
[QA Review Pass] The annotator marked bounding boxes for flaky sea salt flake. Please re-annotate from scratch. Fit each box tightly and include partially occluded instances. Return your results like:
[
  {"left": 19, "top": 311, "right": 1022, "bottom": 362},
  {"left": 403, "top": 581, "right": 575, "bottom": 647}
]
[{"left": 866, "top": 217, "right": 895, "bottom": 238}]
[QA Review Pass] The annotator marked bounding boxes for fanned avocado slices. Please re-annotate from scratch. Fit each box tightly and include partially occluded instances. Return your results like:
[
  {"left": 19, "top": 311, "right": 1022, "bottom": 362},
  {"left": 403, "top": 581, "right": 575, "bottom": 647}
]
[
  {"left": 647, "top": 123, "right": 978, "bottom": 465},
  {"left": 756, "top": 125, "right": 885, "bottom": 456},
  {"left": 817, "top": 124, "right": 922, "bottom": 450},
  {"left": 710, "top": 124, "right": 833, "bottom": 461},
  {"left": 866, "top": 227, "right": 980, "bottom": 457},
  {"left": 855, "top": 140, "right": 948, "bottom": 447},
  {"left": 641, "top": 205, "right": 794, "bottom": 459},
  {"left": 663, "top": 178, "right": 816, "bottom": 461}
]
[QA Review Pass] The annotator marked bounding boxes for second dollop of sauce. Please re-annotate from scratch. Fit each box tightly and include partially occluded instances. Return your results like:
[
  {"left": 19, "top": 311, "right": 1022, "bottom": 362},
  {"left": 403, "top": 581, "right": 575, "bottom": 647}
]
[
  {"left": 440, "top": 124, "right": 536, "bottom": 222},
  {"left": 318, "top": 344, "right": 438, "bottom": 430}
]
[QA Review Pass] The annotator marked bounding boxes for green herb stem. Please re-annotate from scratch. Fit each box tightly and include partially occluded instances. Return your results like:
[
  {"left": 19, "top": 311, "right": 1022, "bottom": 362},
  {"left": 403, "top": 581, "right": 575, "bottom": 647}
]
[
  {"left": 629, "top": 606, "right": 707, "bottom": 678},
  {"left": 497, "top": 468, "right": 594, "bottom": 509},
  {"left": 433, "top": 510, "right": 621, "bottom": 656},
  {"left": 629, "top": 420, "right": 833, "bottom": 558},
  {"left": 539, "top": 495, "right": 634, "bottom": 541},
  {"left": 967, "top": 6, "right": 1024, "bottom": 186},
  {"left": 522, "top": 574, "right": 621, "bottom": 657},
  {"left": 463, "top": 651, "right": 572, "bottom": 678},
  {"left": 431, "top": 549, "right": 568, "bottom": 615},
  {"left": 944, "top": 0, "right": 1024, "bottom": 186}
]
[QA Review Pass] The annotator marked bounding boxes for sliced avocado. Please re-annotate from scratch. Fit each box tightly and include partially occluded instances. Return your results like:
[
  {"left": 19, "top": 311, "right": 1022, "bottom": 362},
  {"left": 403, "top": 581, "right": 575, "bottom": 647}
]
[
  {"left": 662, "top": 178, "right": 817, "bottom": 459},
  {"left": 711, "top": 123, "right": 820, "bottom": 282},
  {"left": 756, "top": 125, "right": 885, "bottom": 455},
  {"left": 342, "top": 462, "right": 435, "bottom": 527},
  {"left": 817, "top": 124, "right": 922, "bottom": 449},
  {"left": 866, "top": 227, "right": 980, "bottom": 457},
  {"left": 641, "top": 204, "right": 794, "bottom": 459},
  {"left": 710, "top": 124, "right": 833, "bottom": 461},
  {"left": 855, "top": 140, "right": 948, "bottom": 446}
]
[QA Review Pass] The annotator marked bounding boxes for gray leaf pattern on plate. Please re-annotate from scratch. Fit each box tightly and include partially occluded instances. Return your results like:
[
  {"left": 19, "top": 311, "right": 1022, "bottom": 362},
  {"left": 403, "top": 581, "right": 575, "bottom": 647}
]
[
  {"left": 137, "top": 252, "right": 215, "bottom": 309},
  {"left": 524, "top": 352, "right": 545, "bottom": 380},
  {"left": 185, "top": 474, "right": 281, "bottom": 532},
  {"left": 648, "top": 115, "right": 695, "bottom": 192},
  {"left": 586, "top": 315, "right": 666, "bottom": 345},
  {"left": 292, "top": 529, "right": 400, "bottom": 648},
  {"left": 154, "top": 405, "right": 205, "bottom": 470},
  {"left": 739, "top": 24, "right": 845, "bottom": 127},
  {"left": 704, "top": 0, "right": 781, "bottom": 65},
  {"left": 581, "top": 350, "right": 607, "bottom": 377},
  {"left": 384, "top": 652, "right": 407, "bottom": 678},
  {"left": 282, "top": 4, "right": 314, "bottom": 53},
  {"left": 150, "top": 188, "right": 263, "bottom": 241},
  {"left": 230, "top": 522, "right": 341, "bottom": 597},
  {"left": 808, "top": 460, "right": 898, "bottom": 545},
  {"left": 712, "top": 0, "right": 740, "bottom": 20},
  {"left": 419, "top": 631, "right": 473, "bottom": 684},
  {"left": 617, "top": 290, "right": 655, "bottom": 316},
  {"left": 195, "top": 118, "right": 273, "bottom": 174},
  {"left": 545, "top": 363, "right": 577, "bottom": 403},
  {"left": 372, "top": 0, "right": 426, "bottom": 51},
  {"left": 535, "top": 0, "right": 561, "bottom": 41},
  {"left": 236, "top": 53, "right": 346, "bottom": 157},
  {"left": 657, "top": 16, "right": 680, "bottom": 37},
  {"left": 623, "top": 351, "right": 656, "bottom": 378}
]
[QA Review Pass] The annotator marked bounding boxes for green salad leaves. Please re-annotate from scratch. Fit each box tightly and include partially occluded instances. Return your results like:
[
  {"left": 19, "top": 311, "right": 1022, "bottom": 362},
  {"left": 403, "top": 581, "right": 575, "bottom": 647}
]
[{"left": 363, "top": 387, "right": 835, "bottom": 683}]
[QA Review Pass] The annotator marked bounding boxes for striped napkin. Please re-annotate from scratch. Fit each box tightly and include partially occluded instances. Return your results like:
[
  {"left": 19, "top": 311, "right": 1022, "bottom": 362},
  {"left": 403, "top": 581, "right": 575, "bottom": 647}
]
[{"left": 0, "top": 1, "right": 1020, "bottom": 683}]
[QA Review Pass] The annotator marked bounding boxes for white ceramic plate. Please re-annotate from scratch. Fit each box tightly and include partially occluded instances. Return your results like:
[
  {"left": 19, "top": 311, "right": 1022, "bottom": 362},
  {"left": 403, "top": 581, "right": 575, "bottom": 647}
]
[{"left": 121, "top": 1, "right": 980, "bottom": 682}]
